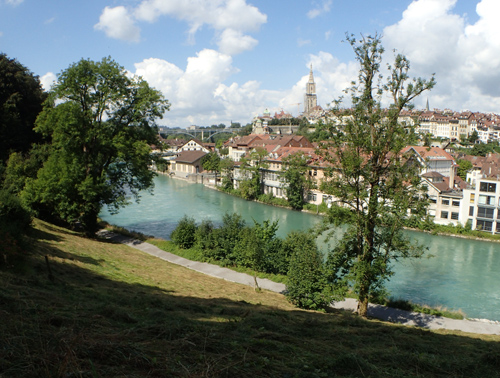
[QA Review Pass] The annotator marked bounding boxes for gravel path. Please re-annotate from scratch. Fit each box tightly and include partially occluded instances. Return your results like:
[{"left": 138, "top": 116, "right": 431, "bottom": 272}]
[{"left": 98, "top": 230, "right": 500, "bottom": 336}]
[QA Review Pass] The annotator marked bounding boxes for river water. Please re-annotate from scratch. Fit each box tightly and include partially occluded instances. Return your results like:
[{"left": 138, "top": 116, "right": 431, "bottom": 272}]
[{"left": 100, "top": 175, "right": 500, "bottom": 321}]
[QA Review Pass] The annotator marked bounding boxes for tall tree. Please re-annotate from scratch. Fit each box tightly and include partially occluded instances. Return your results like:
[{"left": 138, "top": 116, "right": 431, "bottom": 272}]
[
  {"left": 0, "top": 54, "right": 47, "bottom": 163},
  {"left": 238, "top": 147, "right": 268, "bottom": 200},
  {"left": 319, "top": 34, "right": 435, "bottom": 317},
  {"left": 23, "top": 57, "right": 169, "bottom": 232},
  {"left": 280, "top": 151, "right": 314, "bottom": 210}
]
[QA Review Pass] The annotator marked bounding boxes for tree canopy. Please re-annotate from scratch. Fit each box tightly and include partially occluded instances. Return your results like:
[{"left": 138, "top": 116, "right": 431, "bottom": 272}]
[
  {"left": 23, "top": 57, "right": 169, "bottom": 232},
  {"left": 0, "top": 53, "right": 47, "bottom": 163},
  {"left": 319, "top": 34, "right": 435, "bottom": 317}
]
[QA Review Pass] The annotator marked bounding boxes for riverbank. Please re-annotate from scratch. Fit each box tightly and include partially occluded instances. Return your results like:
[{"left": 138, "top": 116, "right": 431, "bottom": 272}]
[
  {"left": 99, "top": 229, "right": 500, "bottom": 335},
  {"left": 101, "top": 174, "right": 500, "bottom": 321},
  {"left": 5, "top": 219, "right": 500, "bottom": 377}
]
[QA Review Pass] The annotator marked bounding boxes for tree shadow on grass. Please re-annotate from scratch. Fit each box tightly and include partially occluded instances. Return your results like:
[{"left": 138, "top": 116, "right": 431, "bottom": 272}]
[{"left": 2, "top": 241, "right": 500, "bottom": 378}]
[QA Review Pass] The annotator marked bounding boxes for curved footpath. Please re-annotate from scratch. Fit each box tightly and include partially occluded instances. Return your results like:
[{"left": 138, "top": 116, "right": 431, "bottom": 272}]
[{"left": 97, "top": 230, "right": 500, "bottom": 336}]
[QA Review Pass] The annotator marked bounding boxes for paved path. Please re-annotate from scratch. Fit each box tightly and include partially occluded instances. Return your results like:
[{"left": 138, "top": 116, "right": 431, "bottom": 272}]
[{"left": 98, "top": 231, "right": 500, "bottom": 336}]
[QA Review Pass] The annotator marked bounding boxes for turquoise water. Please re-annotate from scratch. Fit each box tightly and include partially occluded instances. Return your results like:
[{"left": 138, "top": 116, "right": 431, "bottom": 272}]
[{"left": 101, "top": 175, "right": 500, "bottom": 321}]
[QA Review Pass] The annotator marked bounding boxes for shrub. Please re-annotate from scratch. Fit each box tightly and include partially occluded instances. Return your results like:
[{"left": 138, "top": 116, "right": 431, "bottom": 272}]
[
  {"left": 194, "top": 219, "right": 216, "bottom": 251},
  {"left": 170, "top": 216, "right": 197, "bottom": 249},
  {"left": 0, "top": 190, "right": 32, "bottom": 266},
  {"left": 285, "top": 231, "right": 333, "bottom": 310}
]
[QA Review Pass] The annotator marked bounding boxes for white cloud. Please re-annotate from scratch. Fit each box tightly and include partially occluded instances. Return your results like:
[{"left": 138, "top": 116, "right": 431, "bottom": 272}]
[
  {"left": 133, "top": 0, "right": 266, "bottom": 54},
  {"left": 383, "top": 0, "right": 500, "bottom": 112},
  {"left": 94, "top": 6, "right": 140, "bottom": 43},
  {"left": 40, "top": 72, "right": 57, "bottom": 91},
  {"left": 297, "top": 38, "right": 311, "bottom": 47},
  {"left": 217, "top": 29, "right": 258, "bottom": 55},
  {"left": 307, "top": 0, "right": 332, "bottom": 19},
  {"left": 5, "top": 0, "right": 23, "bottom": 6}
]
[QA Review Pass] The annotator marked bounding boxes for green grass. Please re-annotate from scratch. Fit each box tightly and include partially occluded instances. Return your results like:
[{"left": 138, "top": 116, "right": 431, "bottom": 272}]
[{"left": 2, "top": 219, "right": 500, "bottom": 377}]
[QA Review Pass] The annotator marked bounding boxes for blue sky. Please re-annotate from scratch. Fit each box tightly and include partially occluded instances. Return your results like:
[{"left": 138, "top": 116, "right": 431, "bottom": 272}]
[{"left": 1, "top": 0, "right": 498, "bottom": 127}]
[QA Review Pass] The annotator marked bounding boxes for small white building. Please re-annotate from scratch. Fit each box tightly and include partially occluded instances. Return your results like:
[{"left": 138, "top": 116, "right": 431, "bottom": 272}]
[{"left": 461, "top": 177, "right": 500, "bottom": 234}]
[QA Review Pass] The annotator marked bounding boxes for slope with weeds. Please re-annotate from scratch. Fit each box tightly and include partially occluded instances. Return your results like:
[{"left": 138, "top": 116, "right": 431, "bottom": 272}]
[{"left": 1, "top": 219, "right": 500, "bottom": 377}]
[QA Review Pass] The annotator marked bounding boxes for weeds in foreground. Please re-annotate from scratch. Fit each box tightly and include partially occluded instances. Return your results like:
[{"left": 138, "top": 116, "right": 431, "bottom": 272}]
[{"left": 2, "top": 219, "right": 500, "bottom": 377}]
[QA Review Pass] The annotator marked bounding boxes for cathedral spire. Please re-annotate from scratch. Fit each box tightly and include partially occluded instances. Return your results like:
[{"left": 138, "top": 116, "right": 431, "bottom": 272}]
[
  {"left": 304, "top": 64, "right": 317, "bottom": 115},
  {"left": 308, "top": 64, "right": 314, "bottom": 83}
]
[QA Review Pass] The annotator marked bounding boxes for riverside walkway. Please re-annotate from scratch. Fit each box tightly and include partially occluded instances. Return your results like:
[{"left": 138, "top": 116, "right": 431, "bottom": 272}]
[{"left": 98, "top": 230, "right": 500, "bottom": 336}]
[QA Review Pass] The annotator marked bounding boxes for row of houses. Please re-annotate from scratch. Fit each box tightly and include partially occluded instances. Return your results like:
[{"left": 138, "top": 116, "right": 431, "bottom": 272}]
[
  {"left": 156, "top": 134, "right": 500, "bottom": 235},
  {"left": 397, "top": 109, "right": 500, "bottom": 143}
]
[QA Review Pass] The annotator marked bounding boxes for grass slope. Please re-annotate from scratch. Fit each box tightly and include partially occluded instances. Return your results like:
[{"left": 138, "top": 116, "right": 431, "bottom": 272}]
[{"left": 1, "top": 219, "right": 500, "bottom": 377}]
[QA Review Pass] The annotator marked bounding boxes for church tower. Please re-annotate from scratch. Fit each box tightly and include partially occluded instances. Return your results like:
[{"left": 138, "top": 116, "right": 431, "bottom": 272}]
[{"left": 304, "top": 64, "right": 317, "bottom": 115}]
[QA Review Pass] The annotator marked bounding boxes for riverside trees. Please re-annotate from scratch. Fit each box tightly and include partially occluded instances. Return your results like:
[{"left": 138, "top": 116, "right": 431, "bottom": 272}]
[
  {"left": 319, "top": 34, "right": 435, "bottom": 317},
  {"left": 23, "top": 57, "right": 169, "bottom": 233}
]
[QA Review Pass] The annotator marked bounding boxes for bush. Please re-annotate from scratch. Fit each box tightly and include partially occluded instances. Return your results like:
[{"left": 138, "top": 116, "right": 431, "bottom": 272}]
[
  {"left": 285, "top": 231, "right": 333, "bottom": 310},
  {"left": 170, "top": 216, "right": 197, "bottom": 249},
  {"left": 194, "top": 219, "right": 216, "bottom": 251},
  {"left": 0, "top": 190, "right": 32, "bottom": 266}
]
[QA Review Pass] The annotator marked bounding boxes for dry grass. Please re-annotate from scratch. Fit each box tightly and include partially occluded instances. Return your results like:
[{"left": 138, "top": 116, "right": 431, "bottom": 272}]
[{"left": 1, "top": 219, "right": 500, "bottom": 377}]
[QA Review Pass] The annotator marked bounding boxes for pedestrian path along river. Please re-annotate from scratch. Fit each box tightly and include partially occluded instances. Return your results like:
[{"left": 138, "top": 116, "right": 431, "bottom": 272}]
[{"left": 97, "top": 230, "right": 500, "bottom": 336}]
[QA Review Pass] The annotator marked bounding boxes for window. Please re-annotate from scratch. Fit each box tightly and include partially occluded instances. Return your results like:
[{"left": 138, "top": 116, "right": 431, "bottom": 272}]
[
  {"left": 476, "top": 219, "right": 493, "bottom": 232},
  {"left": 469, "top": 206, "right": 474, "bottom": 216},
  {"left": 496, "top": 222, "right": 500, "bottom": 233},
  {"left": 477, "top": 206, "right": 494, "bottom": 219},
  {"left": 478, "top": 195, "right": 495, "bottom": 205},
  {"left": 451, "top": 212, "right": 459, "bottom": 220},
  {"left": 452, "top": 200, "right": 460, "bottom": 207},
  {"left": 470, "top": 193, "right": 475, "bottom": 203},
  {"left": 442, "top": 199, "right": 449, "bottom": 206},
  {"left": 430, "top": 198, "right": 437, "bottom": 204},
  {"left": 441, "top": 211, "right": 449, "bottom": 219},
  {"left": 307, "top": 192, "right": 317, "bottom": 201},
  {"left": 480, "top": 182, "right": 497, "bottom": 193}
]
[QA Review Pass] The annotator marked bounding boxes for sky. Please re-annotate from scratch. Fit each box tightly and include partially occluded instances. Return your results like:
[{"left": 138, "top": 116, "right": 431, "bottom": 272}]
[{"left": 1, "top": 0, "right": 499, "bottom": 128}]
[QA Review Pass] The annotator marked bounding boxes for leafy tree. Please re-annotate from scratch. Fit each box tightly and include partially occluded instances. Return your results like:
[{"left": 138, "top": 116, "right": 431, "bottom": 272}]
[
  {"left": 238, "top": 147, "right": 268, "bottom": 200},
  {"left": 281, "top": 151, "right": 314, "bottom": 210},
  {"left": 318, "top": 34, "right": 435, "bottom": 317},
  {"left": 233, "top": 227, "right": 264, "bottom": 289},
  {"left": 171, "top": 215, "right": 197, "bottom": 249},
  {"left": 0, "top": 54, "right": 47, "bottom": 163},
  {"left": 468, "top": 130, "right": 479, "bottom": 144},
  {"left": 285, "top": 231, "right": 333, "bottom": 310},
  {"left": 457, "top": 159, "right": 473, "bottom": 181},
  {"left": 22, "top": 57, "right": 169, "bottom": 232},
  {"left": 219, "top": 158, "right": 234, "bottom": 190},
  {"left": 210, "top": 213, "right": 246, "bottom": 263},
  {"left": 201, "top": 152, "right": 220, "bottom": 172}
]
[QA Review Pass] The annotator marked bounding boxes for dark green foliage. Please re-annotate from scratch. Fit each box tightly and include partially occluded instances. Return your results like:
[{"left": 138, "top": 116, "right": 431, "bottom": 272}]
[
  {"left": 194, "top": 219, "right": 216, "bottom": 250},
  {"left": 0, "top": 189, "right": 31, "bottom": 266},
  {"left": 0, "top": 54, "right": 47, "bottom": 163},
  {"left": 210, "top": 212, "right": 246, "bottom": 263},
  {"left": 1, "top": 145, "right": 49, "bottom": 195},
  {"left": 22, "top": 57, "right": 169, "bottom": 232},
  {"left": 285, "top": 231, "right": 333, "bottom": 310},
  {"left": 201, "top": 151, "right": 220, "bottom": 172},
  {"left": 170, "top": 216, "right": 197, "bottom": 249}
]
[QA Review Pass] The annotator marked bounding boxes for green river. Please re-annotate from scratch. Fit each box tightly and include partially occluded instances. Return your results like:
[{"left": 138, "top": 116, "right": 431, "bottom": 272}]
[{"left": 100, "top": 175, "right": 500, "bottom": 321}]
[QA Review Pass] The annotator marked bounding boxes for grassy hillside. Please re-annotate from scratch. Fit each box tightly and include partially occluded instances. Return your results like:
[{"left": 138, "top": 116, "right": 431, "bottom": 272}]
[{"left": 1, "top": 219, "right": 500, "bottom": 377}]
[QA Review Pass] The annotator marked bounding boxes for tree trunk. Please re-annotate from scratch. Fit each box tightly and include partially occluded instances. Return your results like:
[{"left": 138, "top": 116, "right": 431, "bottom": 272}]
[{"left": 357, "top": 289, "right": 369, "bottom": 317}]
